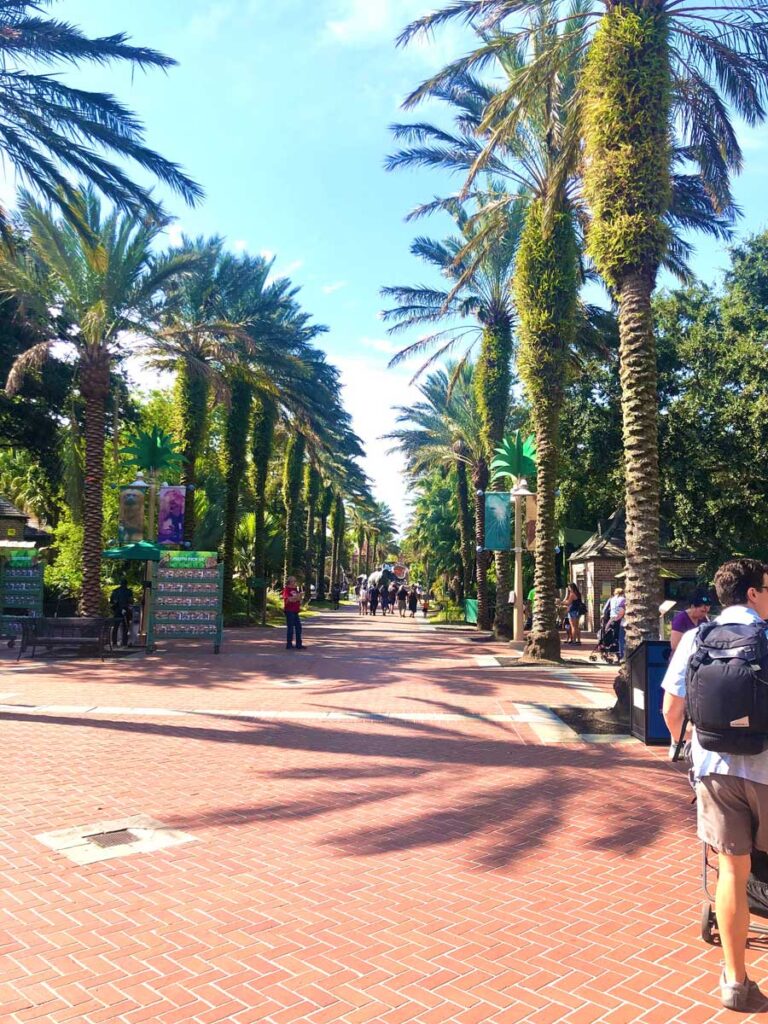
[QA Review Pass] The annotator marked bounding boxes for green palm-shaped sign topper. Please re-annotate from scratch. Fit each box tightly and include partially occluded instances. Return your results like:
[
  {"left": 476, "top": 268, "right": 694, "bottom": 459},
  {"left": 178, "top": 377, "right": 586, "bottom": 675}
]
[
  {"left": 121, "top": 426, "right": 184, "bottom": 478},
  {"left": 490, "top": 431, "right": 537, "bottom": 485}
]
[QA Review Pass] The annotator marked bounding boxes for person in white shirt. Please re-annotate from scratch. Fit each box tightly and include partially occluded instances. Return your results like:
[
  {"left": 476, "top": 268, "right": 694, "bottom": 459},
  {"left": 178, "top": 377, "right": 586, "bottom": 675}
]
[{"left": 662, "top": 558, "right": 768, "bottom": 1010}]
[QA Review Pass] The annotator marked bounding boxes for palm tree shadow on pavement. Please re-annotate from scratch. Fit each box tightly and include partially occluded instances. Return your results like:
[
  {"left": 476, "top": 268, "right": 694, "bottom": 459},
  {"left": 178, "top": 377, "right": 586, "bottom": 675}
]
[{"left": 1, "top": 709, "right": 692, "bottom": 868}]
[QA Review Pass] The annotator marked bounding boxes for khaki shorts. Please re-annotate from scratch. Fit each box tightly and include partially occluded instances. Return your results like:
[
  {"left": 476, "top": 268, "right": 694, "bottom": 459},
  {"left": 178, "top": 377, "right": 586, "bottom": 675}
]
[{"left": 696, "top": 775, "right": 768, "bottom": 855}]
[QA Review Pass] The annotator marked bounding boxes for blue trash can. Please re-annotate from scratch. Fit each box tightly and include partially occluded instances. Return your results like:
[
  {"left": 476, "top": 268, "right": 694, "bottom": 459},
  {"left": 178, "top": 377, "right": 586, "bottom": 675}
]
[{"left": 627, "top": 639, "right": 672, "bottom": 745}]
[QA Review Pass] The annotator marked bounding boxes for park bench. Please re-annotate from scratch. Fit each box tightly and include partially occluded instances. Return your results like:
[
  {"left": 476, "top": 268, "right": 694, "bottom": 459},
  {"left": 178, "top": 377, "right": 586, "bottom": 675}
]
[{"left": 17, "top": 617, "right": 112, "bottom": 661}]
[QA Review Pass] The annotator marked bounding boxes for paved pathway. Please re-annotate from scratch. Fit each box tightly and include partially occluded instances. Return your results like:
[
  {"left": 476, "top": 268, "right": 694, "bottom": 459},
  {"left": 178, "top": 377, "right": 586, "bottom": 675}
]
[{"left": 0, "top": 606, "right": 763, "bottom": 1022}]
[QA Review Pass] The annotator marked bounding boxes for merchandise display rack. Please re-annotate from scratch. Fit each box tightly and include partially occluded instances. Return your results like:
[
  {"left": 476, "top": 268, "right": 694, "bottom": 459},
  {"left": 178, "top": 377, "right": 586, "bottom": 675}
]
[
  {"left": 0, "top": 551, "right": 44, "bottom": 644},
  {"left": 146, "top": 551, "right": 223, "bottom": 654}
]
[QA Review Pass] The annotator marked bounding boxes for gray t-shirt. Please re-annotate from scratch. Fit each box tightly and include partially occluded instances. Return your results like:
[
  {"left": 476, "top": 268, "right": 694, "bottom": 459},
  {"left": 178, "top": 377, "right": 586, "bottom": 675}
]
[{"left": 662, "top": 604, "right": 768, "bottom": 783}]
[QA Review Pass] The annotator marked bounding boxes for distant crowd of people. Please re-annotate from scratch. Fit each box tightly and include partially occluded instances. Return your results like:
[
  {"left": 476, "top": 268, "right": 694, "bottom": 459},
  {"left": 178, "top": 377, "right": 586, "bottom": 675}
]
[{"left": 355, "top": 580, "right": 429, "bottom": 618}]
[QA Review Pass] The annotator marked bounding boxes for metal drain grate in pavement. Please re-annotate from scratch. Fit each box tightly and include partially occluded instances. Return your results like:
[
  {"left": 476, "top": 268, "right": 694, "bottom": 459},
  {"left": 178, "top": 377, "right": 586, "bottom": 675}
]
[
  {"left": 36, "top": 814, "right": 196, "bottom": 865},
  {"left": 86, "top": 828, "right": 140, "bottom": 849}
]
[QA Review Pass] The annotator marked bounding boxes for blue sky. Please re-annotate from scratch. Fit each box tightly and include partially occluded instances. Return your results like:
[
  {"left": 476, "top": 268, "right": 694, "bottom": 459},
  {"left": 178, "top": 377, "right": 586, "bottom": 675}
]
[{"left": 29, "top": 1, "right": 768, "bottom": 527}]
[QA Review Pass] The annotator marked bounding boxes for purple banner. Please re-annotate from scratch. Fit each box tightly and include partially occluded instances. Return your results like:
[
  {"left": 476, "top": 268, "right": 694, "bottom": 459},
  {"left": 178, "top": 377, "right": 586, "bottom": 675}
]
[{"left": 157, "top": 485, "right": 186, "bottom": 546}]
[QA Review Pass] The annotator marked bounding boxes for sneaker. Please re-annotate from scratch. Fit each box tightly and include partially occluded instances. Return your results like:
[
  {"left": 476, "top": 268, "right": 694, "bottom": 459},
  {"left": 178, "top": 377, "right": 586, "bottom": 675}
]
[
  {"left": 286, "top": 644, "right": 293, "bottom": 649},
  {"left": 720, "top": 969, "right": 761, "bottom": 1010}
]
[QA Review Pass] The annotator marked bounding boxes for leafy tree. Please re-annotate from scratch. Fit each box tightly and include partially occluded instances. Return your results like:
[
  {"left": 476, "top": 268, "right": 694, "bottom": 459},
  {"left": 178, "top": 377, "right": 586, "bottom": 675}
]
[
  {"left": 316, "top": 482, "right": 334, "bottom": 599},
  {"left": 0, "top": 1, "right": 202, "bottom": 218},
  {"left": 282, "top": 430, "right": 305, "bottom": 583},
  {"left": 383, "top": 202, "right": 522, "bottom": 632},
  {"left": 0, "top": 188, "right": 197, "bottom": 613},
  {"left": 387, "top": 361, "right": 485, "bottom": 599},
  {"left": 251, "top": 393, "right": 277, "bottom": 621},
  {"left": 303, "top": 461, "right": 321, "bottom": 601},
  {"left": 398, "top": 0, "right": 761, "bottom": 652}
]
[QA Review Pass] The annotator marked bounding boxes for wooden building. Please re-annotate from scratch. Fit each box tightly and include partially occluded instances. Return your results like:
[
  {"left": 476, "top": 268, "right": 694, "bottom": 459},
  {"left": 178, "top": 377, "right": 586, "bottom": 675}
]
[{"left": 568, "top": 509, "right": 700, "bottom": 631}]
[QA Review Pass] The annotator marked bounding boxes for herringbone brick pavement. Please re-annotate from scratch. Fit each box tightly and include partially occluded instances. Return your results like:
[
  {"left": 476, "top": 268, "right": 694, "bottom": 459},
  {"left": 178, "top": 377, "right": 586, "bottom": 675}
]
[{"left": 0, "top": 608, "right": 761, "bottom": 1022}]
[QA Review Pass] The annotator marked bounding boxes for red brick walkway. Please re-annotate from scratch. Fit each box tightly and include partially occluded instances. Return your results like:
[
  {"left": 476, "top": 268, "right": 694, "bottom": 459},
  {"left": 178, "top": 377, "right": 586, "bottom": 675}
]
[{"left": 0, "top": 606, "right": 761, "bottom": 1022}]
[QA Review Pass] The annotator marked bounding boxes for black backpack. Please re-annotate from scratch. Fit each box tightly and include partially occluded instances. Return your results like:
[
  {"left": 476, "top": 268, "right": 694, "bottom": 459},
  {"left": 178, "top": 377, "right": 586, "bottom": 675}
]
[{"left": 686, "top": 620, "right": 768, "bottom": 755}]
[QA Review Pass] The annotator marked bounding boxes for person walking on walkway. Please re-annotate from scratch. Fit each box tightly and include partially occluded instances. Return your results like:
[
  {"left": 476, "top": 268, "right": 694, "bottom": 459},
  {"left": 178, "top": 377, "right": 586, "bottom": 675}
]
[
  {"left": 608, "top": 586, "right": 627, "bottom": 659},
  {"left": 670, "top": 591, "right": 711, "bottom": 651},
  {"left": 282, "top": 575, "right": 304, "bottom": 650},
  {"left": 388, "top": 582, "right": 398, "bottom": 614},
  {"left": 564, "top": 583, "right": 585, "bottom": 645},
  {"left": 358, "top": 583, "right": 369, "bottom": 615},
  {"left": 407, "top": 585, "right": 418, "bottom": 618},
  {"left": 368, "top": 583, "right": 379, "bottom": 616},
  {"left": 397, "top": 583, "right": 408, "bottom": 617},
  {"left": 331, "top": 582, "right": 341, "bottom": 610},
  {"left": 380, "top": 583, "right": 390, "bottom": 616},
  {"left": 662, "top": 558, "right": 768, "bottom": 1010}
]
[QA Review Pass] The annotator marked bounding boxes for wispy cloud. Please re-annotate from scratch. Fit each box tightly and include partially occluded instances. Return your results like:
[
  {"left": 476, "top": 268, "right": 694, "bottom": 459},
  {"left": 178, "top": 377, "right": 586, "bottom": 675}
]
[
  {"left": 323, "top": 0, "right": 469, "bottom": 67},
  {"left": 361, "top": 336, "right": 398, "bottom": 355},
  {"left": 232, "top": 239, "right": 248, "bottom": 253},
  {"left": 322, "top": 280, "right": 348, "bottom": 295},
  {"left": 273, "top": 258, "right": 304, "bottom": 279}
]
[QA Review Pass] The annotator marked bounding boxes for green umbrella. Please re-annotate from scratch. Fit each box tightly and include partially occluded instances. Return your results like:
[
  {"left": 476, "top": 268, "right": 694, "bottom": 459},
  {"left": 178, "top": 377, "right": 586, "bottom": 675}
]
[{"left": 103, "top": 541, "right": 162, "bottom": 561}]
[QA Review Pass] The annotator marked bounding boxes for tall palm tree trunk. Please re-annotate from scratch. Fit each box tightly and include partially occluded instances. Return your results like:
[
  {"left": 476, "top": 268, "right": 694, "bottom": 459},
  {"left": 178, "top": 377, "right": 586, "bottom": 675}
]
[
  {"left": 454, "top": 449, "right": 474, "bottom": 599},
  {"left": 252, "top": 394, "right": 276, "bottom": 625},
  {"left": 175, "top": 363, "right": 208, "bottom": 544},
  {"left": 364, "top": 530, "right": 372, "bottom": 574},
  {"left": 472, "top": 458, "right": 490, "bottom": 630},
  {"left": 282, "top": 432, "right": 305, "bottom": 584},
  {"left": 583, "top": 6, "right": 671, "bottom": 653},
  {"left": 616, "top": 271, "right": 660, "bottom": 644},
  {"left": 80, "top": 353, "right": 110, "bottom": 616},
  {"left": 303, "top": 464, "right": 320, "bottom": 602},
  {"left": 316, "top": 485, "right": 333, "bottom": 599},
  {"left": 222, "top": 377, "right": 253, "bottom": 612},
  {"left": 515, "top": 202, "right": 578, "bottom": 661},
  {"left": 475, "top": 323, "right": 513, "bottom": 637}
]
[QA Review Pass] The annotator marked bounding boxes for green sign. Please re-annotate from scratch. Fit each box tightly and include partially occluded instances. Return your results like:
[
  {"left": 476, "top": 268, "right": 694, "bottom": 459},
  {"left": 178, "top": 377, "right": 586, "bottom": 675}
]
[
  {"left": 159, "top": 550, "right": 217, "bottom": 569},
  {"left": 485, "top": 493, "right": 511, "bottom": 551}
]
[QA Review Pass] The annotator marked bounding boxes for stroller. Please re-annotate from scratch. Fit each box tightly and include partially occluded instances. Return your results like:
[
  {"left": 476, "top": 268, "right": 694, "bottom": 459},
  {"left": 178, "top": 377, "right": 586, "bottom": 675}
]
[
  {"left": 589, "top": 617, "right": 621, "bottom": 664},
  {"left": 701, "top": 845, "right": 768, "bottom": 944}
]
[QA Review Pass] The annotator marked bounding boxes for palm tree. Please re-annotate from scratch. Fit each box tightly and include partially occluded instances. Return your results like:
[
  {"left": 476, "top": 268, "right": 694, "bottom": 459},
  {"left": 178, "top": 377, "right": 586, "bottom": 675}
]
[
  {"left": 303, "top": 459, "right": 321, "bottom": 602},
  {"left": 0, "top": 2, "right": 202, "bottom": 219},
  {"left": 251, "top": 392, "right": 278, "bottom": 623},
  {"left": 382, "top": 201, "right": 523, "bottom": 633},
  {"left": 387, "top": 361, "right": 485, "bottom": 600},
  {"left": 316, "top": 482, "right": 334, "bottom": 599},
  {"left": 147, "top": 238, "right": 246, "bottom": 543},
  {"left": 1, "top": 188, "right": 198, "bottom": 614},
  {"left": 282, "top": 429, "right": 306, "bottom": 583},
  {"left": 398, "top": 0, "right": 759, "bottom": 654}
]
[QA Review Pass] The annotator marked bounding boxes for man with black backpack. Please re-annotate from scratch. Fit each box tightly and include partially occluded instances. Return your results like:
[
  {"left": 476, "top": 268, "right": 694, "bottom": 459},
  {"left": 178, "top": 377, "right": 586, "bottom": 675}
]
[{"left": 662, "top": 558, "right": 768, "bottom": 1010}]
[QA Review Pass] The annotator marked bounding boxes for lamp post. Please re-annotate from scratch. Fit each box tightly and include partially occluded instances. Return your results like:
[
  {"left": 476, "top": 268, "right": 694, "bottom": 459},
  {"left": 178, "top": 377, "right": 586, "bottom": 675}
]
[{"left": 510, "top": 477, "right": 534, "bottom": 642}]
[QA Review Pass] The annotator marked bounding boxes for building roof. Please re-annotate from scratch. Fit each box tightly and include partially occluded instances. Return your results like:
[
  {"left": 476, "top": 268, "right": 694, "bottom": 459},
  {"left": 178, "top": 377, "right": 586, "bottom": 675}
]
[
  {"left": 569, "top": 508, "right": 699, "bottom": 564},
  {"left": 0, "top": 495, "right": 26, "bottom": 519}
]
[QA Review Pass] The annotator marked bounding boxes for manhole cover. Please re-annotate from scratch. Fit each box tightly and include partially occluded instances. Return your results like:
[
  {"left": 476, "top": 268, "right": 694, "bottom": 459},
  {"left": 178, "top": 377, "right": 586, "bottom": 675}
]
[{"left": 85, "top": 829, "right": 140, "bottom": 849}]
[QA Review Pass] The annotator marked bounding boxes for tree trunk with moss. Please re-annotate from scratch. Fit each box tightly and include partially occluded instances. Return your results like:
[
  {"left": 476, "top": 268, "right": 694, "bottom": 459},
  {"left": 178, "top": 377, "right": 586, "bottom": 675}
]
[
  {"left": 80, "top": 350, "right": 110, "bottom": 616},
  {"left": 515, "top": 201, "right": 579, "bottom": 661},
  {"left": 331, "top": 494, "right": 345, "bottom": 587},
  {"left": 282, "top": 431, "right": 305, "bottom": 583},
  {"left": 583, "top": 6, "right": 671, "bottom": 656},
  {"left": 475, "top": 323, "right": 513, "bottom": 637},
  {"left": 317, "top": 484, "right": 333, "bottom": 599},
  {"left": 222, "top": 376, "right": 253, "bottom": 612},
  {"left": 454, "top": 445, "right": 474, "bottom": 599},
  {"left": 175, "top": 362, "right": 208, "bottom": 544},
  {"left": 472, "top": 458, "right": 491, "bottom": 630},
  {"left": 252, "top": 393, "right": 277, "bottom": 624},
  {"left": 303, "top": 463, "right": 320, "bottom": 602}
]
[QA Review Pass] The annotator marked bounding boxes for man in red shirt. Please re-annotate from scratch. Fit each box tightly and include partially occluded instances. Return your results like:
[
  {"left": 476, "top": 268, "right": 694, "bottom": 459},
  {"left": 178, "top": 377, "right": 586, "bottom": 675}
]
[{"left": 282, "top": 575, "right": 304, "bottom": 649}]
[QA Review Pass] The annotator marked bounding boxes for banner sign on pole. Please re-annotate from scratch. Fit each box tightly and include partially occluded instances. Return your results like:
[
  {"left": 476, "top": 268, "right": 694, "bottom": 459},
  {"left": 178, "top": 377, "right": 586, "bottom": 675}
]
[
  {"left": 157, "top": 485, "right": 186, "bottom": 545},
  {"left": 118, "top": 485, "right": 145, "bottom": 545},
  {"left": 485, "top": 492, "right": 511, "bottom": 551}
]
